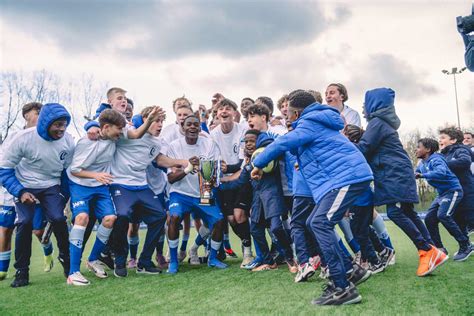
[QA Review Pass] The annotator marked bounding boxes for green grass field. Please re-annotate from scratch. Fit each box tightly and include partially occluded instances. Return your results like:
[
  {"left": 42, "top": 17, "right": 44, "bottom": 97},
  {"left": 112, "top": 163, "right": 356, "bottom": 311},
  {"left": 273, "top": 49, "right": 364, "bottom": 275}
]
[{"left": 1, "top": 222, "right": 473, "bottom": 315}]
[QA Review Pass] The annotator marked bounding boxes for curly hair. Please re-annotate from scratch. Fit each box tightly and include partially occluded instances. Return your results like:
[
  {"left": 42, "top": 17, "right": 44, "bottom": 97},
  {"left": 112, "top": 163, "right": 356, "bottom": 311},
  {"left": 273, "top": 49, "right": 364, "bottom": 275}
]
[
  {"left": 418, "top": 138, "right": 439, "bottom": 154},
  {"left": 439, "top": 126, "right": 463, "bottom": 144}
]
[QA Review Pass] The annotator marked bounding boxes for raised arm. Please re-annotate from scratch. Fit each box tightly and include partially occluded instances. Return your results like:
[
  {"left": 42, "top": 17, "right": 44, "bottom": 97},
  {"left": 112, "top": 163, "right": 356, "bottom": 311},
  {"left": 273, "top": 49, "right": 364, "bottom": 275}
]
[{"left": 127, "top": 106, "right": 166, "bottom": 139}]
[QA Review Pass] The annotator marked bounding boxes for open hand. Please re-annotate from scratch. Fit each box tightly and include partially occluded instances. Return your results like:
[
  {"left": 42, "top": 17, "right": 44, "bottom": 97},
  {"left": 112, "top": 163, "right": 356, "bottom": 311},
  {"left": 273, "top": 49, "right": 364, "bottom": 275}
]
[{"left": 94, "top": 172, "right": 114, "bottom": 185}]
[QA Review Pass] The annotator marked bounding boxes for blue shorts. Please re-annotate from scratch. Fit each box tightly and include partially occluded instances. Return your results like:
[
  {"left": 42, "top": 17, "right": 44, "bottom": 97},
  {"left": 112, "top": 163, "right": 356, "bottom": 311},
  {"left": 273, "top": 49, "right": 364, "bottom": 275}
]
[
  {"left": 69, "top": 182, "right": 116, "bottom": 220},
  {"left": 1, "top": 204, "right": 47, "bottom": 230},
  {"left": 110, "top": 185, "right": 165, "bottom": 222},
  {"left": 168, "top": 192, "right": 223, "bottom": 228}
]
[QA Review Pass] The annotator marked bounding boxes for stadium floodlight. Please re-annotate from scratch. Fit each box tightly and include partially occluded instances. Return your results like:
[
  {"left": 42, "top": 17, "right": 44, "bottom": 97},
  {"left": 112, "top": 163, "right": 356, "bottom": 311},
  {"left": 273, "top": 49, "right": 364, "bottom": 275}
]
[{"left": 441, "top": 67, "right": 466, "bottom": 128}]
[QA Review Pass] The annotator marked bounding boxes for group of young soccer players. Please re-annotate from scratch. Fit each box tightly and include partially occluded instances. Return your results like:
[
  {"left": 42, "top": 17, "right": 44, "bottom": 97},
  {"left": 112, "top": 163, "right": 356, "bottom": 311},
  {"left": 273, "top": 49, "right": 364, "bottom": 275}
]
[{"left": 0, "top": 84, "right": 473, "bottom": 306}]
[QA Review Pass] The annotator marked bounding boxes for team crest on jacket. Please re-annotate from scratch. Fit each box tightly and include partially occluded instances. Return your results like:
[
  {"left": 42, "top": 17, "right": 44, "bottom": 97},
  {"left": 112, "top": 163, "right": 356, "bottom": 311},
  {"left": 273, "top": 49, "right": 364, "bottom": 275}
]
[
  {"left": 149, "top": 146, "right": 157, "bottom": 158},
  {"left": 59, "top": 150, "right": 68, "bottom": 160},
  {"left": 114, "top": 190, "right": 122, "bottom": 197}
]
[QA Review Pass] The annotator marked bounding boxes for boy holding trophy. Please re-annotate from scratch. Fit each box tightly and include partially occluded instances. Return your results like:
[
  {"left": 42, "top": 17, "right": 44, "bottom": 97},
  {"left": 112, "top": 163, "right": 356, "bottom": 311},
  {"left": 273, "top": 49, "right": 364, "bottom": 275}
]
[{"left": 166, "top": 115, "right": 227, "bottom": 274}]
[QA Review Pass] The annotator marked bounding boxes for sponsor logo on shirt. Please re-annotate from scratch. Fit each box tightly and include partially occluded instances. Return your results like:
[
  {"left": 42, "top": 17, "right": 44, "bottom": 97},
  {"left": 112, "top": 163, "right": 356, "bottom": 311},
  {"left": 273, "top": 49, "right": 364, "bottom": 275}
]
[{"left": 233, "top": 143, "right": 238, "bottom": 154}]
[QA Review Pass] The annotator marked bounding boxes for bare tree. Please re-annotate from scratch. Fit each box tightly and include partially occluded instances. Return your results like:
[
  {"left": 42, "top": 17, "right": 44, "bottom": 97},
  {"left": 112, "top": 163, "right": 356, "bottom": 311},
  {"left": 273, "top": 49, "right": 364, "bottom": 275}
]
[
  {"left": 1, "top": 72, "right": 26, "bottom": 142},
  {"left": 1, "top": 70, "right": 107, "bottom": 142}
]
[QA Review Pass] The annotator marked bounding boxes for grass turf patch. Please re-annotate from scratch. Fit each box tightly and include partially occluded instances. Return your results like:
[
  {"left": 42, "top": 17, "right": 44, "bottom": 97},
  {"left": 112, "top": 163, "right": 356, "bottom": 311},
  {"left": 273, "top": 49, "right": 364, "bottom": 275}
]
[{"left": 1, "top": 222, "right": 473, "bottom": 315}]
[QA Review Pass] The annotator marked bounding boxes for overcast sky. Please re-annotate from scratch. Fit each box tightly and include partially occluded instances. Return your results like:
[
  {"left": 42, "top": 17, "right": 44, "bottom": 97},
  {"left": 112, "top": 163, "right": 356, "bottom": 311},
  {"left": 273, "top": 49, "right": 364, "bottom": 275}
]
[{"left": 1, "top": 0, "right": 473, "bottom": 134}]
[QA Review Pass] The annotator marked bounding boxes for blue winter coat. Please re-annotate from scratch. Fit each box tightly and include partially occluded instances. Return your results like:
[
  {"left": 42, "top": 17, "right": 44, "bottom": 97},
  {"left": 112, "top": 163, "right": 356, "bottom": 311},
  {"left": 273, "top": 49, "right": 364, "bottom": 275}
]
[
  {"left": 253, "top": 103, "right": 373, "bottom": 204},
  {"left": 219, "top": 133, "right": 285, "bottom": 221},
  {"left": 441, "top": 144, "right": 474, "bottom": 206},
  {"left": 356, "top": 88, "right": 419, "bottom": 206},
  {"left": 416, "top": 153, "right": 462, "bottom": 195}
]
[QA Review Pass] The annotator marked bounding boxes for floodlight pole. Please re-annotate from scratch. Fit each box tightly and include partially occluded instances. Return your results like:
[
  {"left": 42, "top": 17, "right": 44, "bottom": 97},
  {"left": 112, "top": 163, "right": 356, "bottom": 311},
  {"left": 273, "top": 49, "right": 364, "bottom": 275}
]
[{"left": 442, "top": 67, "right": 466, "bottom": 129}]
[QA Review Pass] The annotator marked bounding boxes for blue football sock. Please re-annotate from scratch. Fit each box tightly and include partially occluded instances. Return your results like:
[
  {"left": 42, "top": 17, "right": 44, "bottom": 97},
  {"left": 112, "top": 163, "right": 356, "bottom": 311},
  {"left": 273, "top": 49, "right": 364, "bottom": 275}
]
[
  {"left": 180, "top": 234, "right": 189, "bottom": 252},
  {"left": 348, "top": 239, "right": 361, "bottom": 253},
  {"left": 381, "top": 237, "right": 394, "bottom": 249},
  {"left": 169, "top": 238, "right": 179, "bottom": 263},
  {"left": 372, "top": 214, "right": 394, "bottom": 249},
  {"left": 223, "top": 234, "right": 231, "bottom": 250},
  {"left": 42, "top": 240, "right": 53, "bottom": 256},
  {"left": 0, "top": 250, "right": 11, "bottom": 272},
  {"left": 89, "top": 224, "right": 112, "bottom": 262},
  {"left": 194, "top": 234, "right": 205, "bottom": 246},
  {"left": 253, "top": 237, "right": 262, "bottom": 260},
  {"left": 69, "top": 225, "right": 86, "bottom": 274},
  {"left": 128, "top": 235, "right": 139, "bottom": 259},
  {"left": 209, "top": 239, "right": 222, "bottom": 261}
]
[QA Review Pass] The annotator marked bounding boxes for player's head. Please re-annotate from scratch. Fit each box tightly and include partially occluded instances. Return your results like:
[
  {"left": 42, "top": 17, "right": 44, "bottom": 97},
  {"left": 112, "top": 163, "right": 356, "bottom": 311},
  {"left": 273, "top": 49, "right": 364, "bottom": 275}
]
[
  {"left": 417, "top": 138, "right": 439, "bottom": 159},
  {"left": 176, "top": 103, "right": 193, "bottom": 125},
  {"left": 277, "top": 94, "right": 289, "bottom": 119},
  {"left": 99, "top": 109, "right": 127, "bottom": 141},
  {"left": 287, "top": 89, "right": 316, "bottom": 125},
  {"left": 172, "top": 96, "right": 192, "bottom": 113},
  {"left": 107, "top": 87, "right": 128, "bottom": 113},
  {"left": 48, "top": 118, "right": 68, "bottom": 140},
  {"left": 182, "top": 114, "right": 201, "bottom": 143},
  {"left": 22, "top": 102, "right": 43, "bottom": 128},
  {"left": 125, "top": 98, "right": 134, "bottom": 122},
  {"left": 307, "top": 90, "right": 323, "bottom": 103},
  {"left": 247, "top": 103, "right": 271, "bottom": 131},
  {"left": 325, "top": 83, "right": 348, "bottom": 109},
  {"left": 439, "top": 126, "right": 463, "bottom": 150},
  {"left": 463, "top": 131, "right": 473, "bottom": 146},
  {"left": 244, "top": 129, "right": 260, "bottom": 157},
  {"left": 255, "top": 96, "right": 274, "bottom": 116},
  {"left": 215, "top": 98, "right": 237, "bottom": 124},
  {"left": 240, "top": 97, "right": 254, "bottom": 119},
  {"left": 142, "top": 106, "right": 163, "bottom": 137}
]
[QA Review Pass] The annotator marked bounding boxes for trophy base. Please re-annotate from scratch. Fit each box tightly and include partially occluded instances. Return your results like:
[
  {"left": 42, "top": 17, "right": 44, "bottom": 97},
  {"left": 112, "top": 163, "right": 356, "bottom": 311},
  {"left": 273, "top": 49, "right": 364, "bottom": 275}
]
[{"left": 199, "top": 198, "right": 215, "bottom": 206}]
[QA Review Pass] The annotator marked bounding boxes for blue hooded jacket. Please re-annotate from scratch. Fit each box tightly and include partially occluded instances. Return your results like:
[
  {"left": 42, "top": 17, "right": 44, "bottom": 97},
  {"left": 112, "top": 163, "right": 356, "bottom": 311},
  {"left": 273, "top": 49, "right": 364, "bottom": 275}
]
[
  {"left": 0, "top": 103, "right": 72, "bottom": 197},
  {"left": 93, "top": 103, "right": 111, "bottom": 119},
  {"left": 37, "top": 103, "right": 71, "bottom": 141},
  {"left": 441, "top": 143, "right": 474, "bottom": 200},
  {"left": 253, "top": 103, "right": 373, "bottom": 204},
  {"left": 356, "top": 88, "right": 419, "bottom": 205},
  {"left": 219, "top": 133, "right": 285, "bottom": 221},
  {"left": 416, "top": 153, "right": 462, "bottom": 195}
]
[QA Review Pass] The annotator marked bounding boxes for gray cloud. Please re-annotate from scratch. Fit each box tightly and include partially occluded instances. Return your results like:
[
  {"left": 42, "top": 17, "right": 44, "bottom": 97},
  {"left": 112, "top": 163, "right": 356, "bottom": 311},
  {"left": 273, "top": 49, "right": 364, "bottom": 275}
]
[
  {"left": 1, "top": 0, "right": 345, "bottom": 60},
  {"left": 348, "top": 53, "right": 439, "bottom": 101}
]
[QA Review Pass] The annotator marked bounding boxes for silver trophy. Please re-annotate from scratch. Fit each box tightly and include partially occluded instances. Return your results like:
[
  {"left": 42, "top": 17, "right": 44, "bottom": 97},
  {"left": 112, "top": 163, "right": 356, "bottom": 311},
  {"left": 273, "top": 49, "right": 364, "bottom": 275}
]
[{"left": 198, "top": 159, "right": 219, "bottom": 205}]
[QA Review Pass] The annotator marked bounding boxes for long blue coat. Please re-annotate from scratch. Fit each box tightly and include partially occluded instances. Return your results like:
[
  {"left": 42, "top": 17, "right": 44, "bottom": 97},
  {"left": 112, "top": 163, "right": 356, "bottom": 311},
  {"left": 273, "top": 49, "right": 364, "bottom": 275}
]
[
  {"left": 356, "top": 88, "right": 419, "bottom": 206},
  {"left": 441, "top": 143, "right": 474, "bottom": 206}
]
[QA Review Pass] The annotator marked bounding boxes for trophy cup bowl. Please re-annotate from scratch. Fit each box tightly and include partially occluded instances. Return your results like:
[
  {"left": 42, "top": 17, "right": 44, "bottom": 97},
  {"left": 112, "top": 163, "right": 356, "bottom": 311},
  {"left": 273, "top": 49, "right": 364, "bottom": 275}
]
[{"left": 199, "top": 159, "right": 216, "bottom": 205}]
